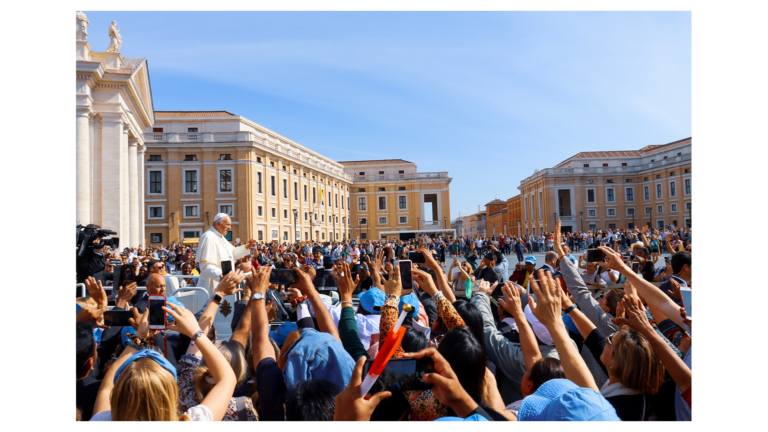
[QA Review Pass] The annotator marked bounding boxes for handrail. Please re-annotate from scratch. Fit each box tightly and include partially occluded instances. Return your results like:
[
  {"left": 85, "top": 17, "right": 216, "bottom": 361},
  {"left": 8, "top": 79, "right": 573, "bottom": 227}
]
[
  {"left": 76, "top": 283, "right": 86, "bottom": 298},
  {"left": 170, "top": 286, "right": 211, "bottom": 298}
]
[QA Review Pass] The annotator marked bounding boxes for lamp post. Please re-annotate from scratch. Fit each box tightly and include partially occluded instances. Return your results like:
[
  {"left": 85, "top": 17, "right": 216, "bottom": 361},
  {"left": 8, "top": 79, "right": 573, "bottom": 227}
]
[
  {"left": 293, "top": 209, "right": 298, "bottom": 242},
  {"left": 205, "top": 211, "right": 210, "bottom": 227},
  {"left": 580, "top": 212, "right": 583, "bottom": 232},
  {"left": 517, "top": 217, "right": 520, "bottom": 237},
  {"left": 444, "top": 217, "right": 447, "bottom": 230},
  {"left": 630, "top": 208, "right": 635, "bottom": 229},
  {"left": 553, "top": 212, "right": 557, "bottom": 233},
  {"left": 417, "top": 217, "right": 420, "bottom": 231}
]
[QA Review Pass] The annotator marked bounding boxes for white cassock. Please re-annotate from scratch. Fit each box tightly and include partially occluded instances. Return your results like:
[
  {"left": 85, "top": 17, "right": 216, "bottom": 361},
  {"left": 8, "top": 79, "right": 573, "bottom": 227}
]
[{"left": 196, "top": 227, "right": 249, "bottom": 297}]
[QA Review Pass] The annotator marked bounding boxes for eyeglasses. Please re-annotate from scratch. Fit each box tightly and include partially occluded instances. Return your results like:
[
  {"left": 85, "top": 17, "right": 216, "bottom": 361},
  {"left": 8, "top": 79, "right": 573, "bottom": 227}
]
[
  {"left": 152, "top": 264, "right": 165, "bottom": 269},
  {"left": 605, "top": 332, "right": 617, "bottom": 349}
]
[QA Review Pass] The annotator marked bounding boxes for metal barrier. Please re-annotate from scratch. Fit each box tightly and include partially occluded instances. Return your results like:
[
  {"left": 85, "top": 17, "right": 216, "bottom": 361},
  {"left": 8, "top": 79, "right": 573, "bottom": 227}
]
[{"left": 76, "top": 283, "right": 86, "bottom": 298}]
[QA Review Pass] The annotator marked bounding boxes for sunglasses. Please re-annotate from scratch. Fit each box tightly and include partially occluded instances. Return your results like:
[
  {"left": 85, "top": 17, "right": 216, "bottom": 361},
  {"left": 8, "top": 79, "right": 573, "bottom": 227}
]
[
  {"left": 605, "top": 332, "right": 617, "bottom": 349},
  {"left": 152, "top": 264, "right": 165, "bottom": 269}
]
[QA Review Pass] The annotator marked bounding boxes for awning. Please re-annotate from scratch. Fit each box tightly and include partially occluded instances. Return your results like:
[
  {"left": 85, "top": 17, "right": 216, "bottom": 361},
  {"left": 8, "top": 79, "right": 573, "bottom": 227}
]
[{"left": 182, "top": 238, "right": 200, "bottom": 245}]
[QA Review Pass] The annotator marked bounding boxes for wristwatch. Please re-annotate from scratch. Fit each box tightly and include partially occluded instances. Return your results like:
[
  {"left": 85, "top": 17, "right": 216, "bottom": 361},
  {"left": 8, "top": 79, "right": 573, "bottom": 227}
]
[
  {"left": 212, "top": 294, "right": 223, "bottom": 305},
  {"left": 563, "top": 303, "right": 580, "bottom": 315},
  {"left": 252, "top": 292, "right": 265, "bottom": 301}
]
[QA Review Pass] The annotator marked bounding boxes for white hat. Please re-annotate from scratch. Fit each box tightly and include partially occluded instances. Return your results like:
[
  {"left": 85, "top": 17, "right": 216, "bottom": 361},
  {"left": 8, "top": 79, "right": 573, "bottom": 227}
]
[{"left": 213, "top": 213, "right": 230, "bottom": 223}]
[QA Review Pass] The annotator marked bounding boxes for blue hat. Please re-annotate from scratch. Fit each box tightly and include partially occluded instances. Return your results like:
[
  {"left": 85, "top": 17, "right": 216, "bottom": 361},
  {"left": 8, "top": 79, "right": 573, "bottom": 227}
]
[
  {"left": 525, "top": 256, "right": 537, "bottom": 265},
  {"left": 270, "top": 321, "right": 298, "bottom": 346},
  {"left": 399, "top": 292, "right": 420, "bottom": 317},
  {"left": 435, "top": 414, "right": 490, "bottom": 422},
  {"left": 358, "top": 288, "right": 386, "bottom": 314},
  {"left": 114, "top": 349, "right": 177, "bottom": 384},
  {"left": 282, "top": 328, "right": 356, "bottom": 390},
  {"left": 566, "top": 254, "right": 577, "bottom": 264},
  {"left": 518, "top": 379, "right": 619, "bottom": 421},
  {"left": 121, "top": 325, "right": 137, "bottom": 346}
]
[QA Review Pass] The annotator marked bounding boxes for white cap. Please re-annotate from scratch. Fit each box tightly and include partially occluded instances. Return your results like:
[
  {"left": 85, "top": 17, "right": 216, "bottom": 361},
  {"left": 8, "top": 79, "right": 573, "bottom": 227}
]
[{"left": 213, "top": 213, "right": 230, "bottom": 223}]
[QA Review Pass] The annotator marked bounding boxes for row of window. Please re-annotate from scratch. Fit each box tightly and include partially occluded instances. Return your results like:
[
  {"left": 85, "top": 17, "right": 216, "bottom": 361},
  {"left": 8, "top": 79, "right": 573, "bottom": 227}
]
[
  {"left": 584, "top": 202, "right": 691, "bottom": 218},
  {"left": 148, "top": 202, "right": 349, "bottom": 223},
  {"left": 151, "top": 228, "right": 347, "bottom": 244},
  {"left": 358, "top": 216, "right": 409, "bottom": 225},
  {"left": 523, "top": 217, "right": 691, "bottom": 236},
  {"left": 358, "top": 186, "right": 408, "bottom": 192},
  {"left": 586, "top": 179, "right": 690, "bottom": 204},
  {"left": 357, "top": 195, "right": 408, "bottom": 211}
]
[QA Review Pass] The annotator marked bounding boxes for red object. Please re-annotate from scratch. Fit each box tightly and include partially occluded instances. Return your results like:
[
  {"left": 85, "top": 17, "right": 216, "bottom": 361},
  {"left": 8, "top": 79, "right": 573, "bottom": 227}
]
[{"left": 369, "top": 326, "right": 406, "bottom": 375}]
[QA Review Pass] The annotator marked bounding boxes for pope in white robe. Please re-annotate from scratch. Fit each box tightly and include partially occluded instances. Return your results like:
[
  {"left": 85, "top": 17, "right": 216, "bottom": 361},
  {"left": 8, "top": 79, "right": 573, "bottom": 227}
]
[{"left": 196, "top": 213, "right": 257, "bottom": 297}]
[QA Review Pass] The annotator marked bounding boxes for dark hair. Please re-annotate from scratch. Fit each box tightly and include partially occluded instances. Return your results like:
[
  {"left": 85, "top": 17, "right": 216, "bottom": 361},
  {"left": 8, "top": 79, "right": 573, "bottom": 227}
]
[
  {"left": 671, "top": 251, "right": 691, "bottom": 274},
  {"left": 401, "top": 327, "right": 429, "bottom": 353},
  {"left": 529, "top": 358, "right": 566, "bottom": 392},
  {"left": 76, "top": 322, "right": 96, "bottom": 378},
  {"left": 437, "top": 326, "right": 486, "bottom": 403},
  {"left": 602, "top": 289, "right": 626, "bottom": 317},
  {"left": 284, "top": 379, "right": 341, "bottom": 421},
  {"left": 452, "top": 300, "right": 486, "bottom": 352}
]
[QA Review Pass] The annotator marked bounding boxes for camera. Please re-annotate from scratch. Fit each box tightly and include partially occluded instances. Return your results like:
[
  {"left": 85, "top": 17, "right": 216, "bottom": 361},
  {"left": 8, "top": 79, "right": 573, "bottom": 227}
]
[{"left": 76, "top": 224, "right": 119, "bottom": 257}]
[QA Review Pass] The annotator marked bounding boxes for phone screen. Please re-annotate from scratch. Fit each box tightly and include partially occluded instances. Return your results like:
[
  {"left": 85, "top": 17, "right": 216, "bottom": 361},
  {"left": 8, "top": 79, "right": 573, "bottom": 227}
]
[
  {"left": 399, "top": 260, "right": 413, "bottom": 290},
  {"left": 586, "top": 249, "right": 605, "bottom": 263},
  {"left": 631, "top": 262, "right": 640, "bottom": 273},
  {"left": 221, "top": 260, "right": 233, "bottom": 276},
  {"left": 269, "top": 268, "right": 298, "bottom": 286},
  {"left": 103, "top": 310, "right": 134, "bottom": 327},
  {"left": 362, "top": 358, "right": 434, "bottom": 394},
  {"left": 408, "top": 251, "right": 425, "bottom": 264},
  {"left": 680, "top": 288, "right": 692, "bottom": 319},
  {"left": 148, "top": 296, "right": 166, "bottom": 328}
]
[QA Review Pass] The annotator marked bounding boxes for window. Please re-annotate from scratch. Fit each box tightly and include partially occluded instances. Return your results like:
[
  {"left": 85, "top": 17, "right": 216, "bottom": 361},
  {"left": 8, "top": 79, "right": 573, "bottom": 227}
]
[
  {"left": 398, "top": 196, "right": 407, "bottom": 209},
  {"left": 284, "top": 231, "right": 288, "bottom": 240},
  {"left": 657, "top": 205, "right": 664, "bottom": 213},
  {"left": 184, "top": 155, "right": 197, "bottom": 161},
  {"left": 257, "top": 206, "right": 263, "bottom": 217},
  {"left": 621, "top": 163, "right": 628, "bottom": 166},
  {"left": 304, "top": 185, "right": 308, "bottom": 202},
  {"left": 606, "top": 188, "right": 615, "bottom": 203},
  {"left": 586, "top": 189, "right": 596, "bottom": 203},
  {"left": 284, "top": 209, "right": 288, "bottom": 219},
  {"left": 670, "top": 171, "right": 675, "bottom": 176},
  {"left": 608, "top": 224, "right": 616, "bottom": 229},
  {"left": 270, "top": 176, "right": 276, "bottom": 196},
  {"left": 583, "top": 164, "right": 589, "bottom": 167},
  {"left": 644, "top": 186, "right": 650, "bottom": 200},
  {"left": 656, "top": 184, "right": 662, "bottom": 199},
  {"left": 152, "top": 127, "right": 163, "bottom": 133},
  {"left": 270, "top": 162, "right": 274, "bottom": 167},
  {"left": 658, "top": 220, "right": 665, "bottom": 229},
  {"left": 399, "top": 216, "right": 407, "bottom": 224},
  {"left": 607, "top": 208, "right": 616, "bottom": 216},
  {"left": 671, "top": 204, "right": 678, "bottom": 212},
  {"left": 398, "top": 186, "right": 406, "bottom": 191},
  {"left": 538, "top": 192, "right": 543, "bottom": 217},
  {"left": 304, "top": 212, "right": 308, "bottom": 221},
  {"left": 294, "top": 169, "right": 297, "bottom": 174},
  {"left": 183, "top": 204, "right": 199, "bottom": 218},
  {"left": 378, "top": 196, "right": 387, "bottom": 210},
  {"left": 625, "top": 179, "right": 632, "bottom": 183},
  {"left": 606, "top": 179, "right": 614, "bottom": 183},
  {"left": 184, "top": 170, "right": 198, "bottom": 193},
  {"left": 684, "top": 168, "right": 689, "bottom": 173},
  {"left": 257, "top": 230, "right": 263, "bottom": 241},
  {"left": 149, "top": 170, "right": 163, "bottom": 194},
  {"left": 588, "top": 209, "right": 596, "bottom": 217},
  {"left": 656, "top": 174, "right": 661, "bottom": 179},
  {"left": 294, "top": 182, "right": 298, "bottom": 200},
  {"left": 602, "top": 163, "right": 608, "bottom": 167},
  {"left": 398, "top": 170, "right": 405, "bottom": 178},
  {"left": 586, "top": 180, "right": 594, "bottom": 184},
  {"left": 360, "top": 218, "right": 367, "bottom": 225},
  {"left": 524, "top": 197, "right": 528, "bottom": 221},
  {"left": 670, "top": 181, "right": 677, "bottom": 197},
  {"left": 627, "top": 208, "right": 635, "bottom": 216},
  {"left": 149, "top": 155, "right": 162, "bottom": 161},
  {"left": 283, "top": 166, "right": 287, "bottom": 171},
  {"left": 148, "top": 206, "right": 163, "bottom": 219},
  {"left": 335, "top": 193, "right": 338, "bottom": 208},
  {"left": 684, "top": 179, "right": 691, "bottom": 195},
  {"left": 358, "top": 188, "right": 366, "bottom": 192},
  {"left": 257, "top": 157, "right": 262, "bottom": 163},
  {"left": 625, "top": 188, "right": 634, "bottom": 202},
  {"left": 651, "top": 159, "right": 655, "bottom": 163},
  {"left": 347, "top": 197, "right": 350, "bottom": 210},
  {"left": 283, "top": 179, "right": 288, "bottom": 198},
  {"left": 686, "top": 202, "right": 691, "bottom": 211},
  {"left": 219, "top": 169, "right": 232, "bottom": 192},
  {"left": 322, "top": 232, "right": 325, "bottom": 240},
  {"left": 589, "top": 223, "right": 596, "bottom": 231},
  {"left": 183, "top": 230, "right": 202, "bottom": 239},
  {"left": 219, "top": 154, "right": 232, "bottom": 160},
  {"left": 341, "top": 195, "right": 345, "bottom": 209},
  {"left": 379, "top": 217, "right": 387, "bottom": 224},
  {"left": 271, "top": 208, "right": 276, "bottom": 218},
  {"left": 313, "top": 187, "right": 316, "bottom": 204},
  {"left": 219, "top": 204, "right": 234, "bottom": 217},
  {"left": 644, "top": 177, "right": 649, "bottom": 181},
  {"left": 645, "top": 207, "right": 652, "bottom": 214},
  {"left": 187, "top": 128, "right": 198, "bottom": 133},
  {"left": 378, "top": 187, "right": 385, "bottom": 191},
  {"left": 358, "top": 197, "right": 366, "bottom": 211},
  {"left": 359, "top": 172, "right": 365, "bottom": 176},
  {"left": 150, "top": 233, "right": 163, "bottom": 243},
  {"left": 257, "top": 172, "right": 262, "bottom": 194},
  {"left": 321, "top": 215, "right": 325, "bottom": 222},
  {"left": 304, "top": 232, "right": 308, "bottom": 240}
]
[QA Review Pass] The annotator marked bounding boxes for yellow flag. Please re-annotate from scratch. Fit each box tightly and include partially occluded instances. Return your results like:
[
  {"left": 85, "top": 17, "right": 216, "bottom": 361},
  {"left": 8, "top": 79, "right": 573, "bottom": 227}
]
[{"left": 319, "top": 188, "right": 325, "bottom": 202}]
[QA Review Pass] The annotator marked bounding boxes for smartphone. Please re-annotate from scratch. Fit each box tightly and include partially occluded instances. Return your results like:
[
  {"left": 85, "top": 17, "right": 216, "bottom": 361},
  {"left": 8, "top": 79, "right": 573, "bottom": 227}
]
[
  {"left": 270, "top": 323, "right": 281, "bottom": 332},
  {"left": 399, "top": 260, "right": 413, "bottom": 290},
  {"left": 586, "top": 249, "right": 605, "bottom": 263},
  {"left": 623, "top": 255, "right": 632, "bottom": 261},
  {"left": 221, "top": 260, "right": 233, "bottom": 276},
  {"left": 362, "top": 358, "right": 434, "bottom": 394},
  {"left": 147, "top": 295, "right": 167, "bottom": 330},
  {"left": 408, "top": 251, "right": 426, "bottom": 264},
  {"left": 103, "top": 310, "right": 134, "bottom": 327},
  {"left": 269, "top": 268, "right": 298, "bottom": 286},
  {"left": 680, "top": 287, "right": 692, "bottom": 319},
  {"left": 631, "top": 262, "right": 640, "bottom": 274}
]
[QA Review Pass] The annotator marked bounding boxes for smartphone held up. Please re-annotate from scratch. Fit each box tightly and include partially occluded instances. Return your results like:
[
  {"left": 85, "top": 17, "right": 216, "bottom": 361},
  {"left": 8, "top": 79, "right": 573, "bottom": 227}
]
[
  {"left": 398, "top": 260, "right": 413, "bottom": 290},
  {"left": 148, "top": 295, "right": 167, "bottom": 330}
]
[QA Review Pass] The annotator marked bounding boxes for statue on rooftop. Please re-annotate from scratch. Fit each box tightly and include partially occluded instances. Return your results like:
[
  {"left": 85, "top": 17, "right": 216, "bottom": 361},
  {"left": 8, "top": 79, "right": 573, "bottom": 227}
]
[
  {"left": 76, "top": 11, "right": 89, "bottom": 41},
  {"left": 106, "top": 21, "right": 122, "bottom": 52}
]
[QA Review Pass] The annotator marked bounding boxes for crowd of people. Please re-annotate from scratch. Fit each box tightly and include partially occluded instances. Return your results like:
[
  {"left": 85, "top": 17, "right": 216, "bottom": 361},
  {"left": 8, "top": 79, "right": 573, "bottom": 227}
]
[{"left": 76, "top": 217, "right": 692, "bottom": 421}]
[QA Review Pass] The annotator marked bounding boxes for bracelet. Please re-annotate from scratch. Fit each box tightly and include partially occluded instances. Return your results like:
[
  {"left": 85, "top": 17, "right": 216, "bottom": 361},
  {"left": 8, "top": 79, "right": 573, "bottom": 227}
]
[
  {"left": 431, "top": 291, "right": 444, "bottom": 302},
  {"left": 563, "top": 303, "right": 579, "bottom": 315},
  {"left": 290, "top": 296, "right": 308, "bottom": 308},
  {"left": 341, "top": 301, "right": 354, "bottom": 307},
  {"left": 125, "top": 333, "right": 147, "bottom": 347},
  {"left": 191, "top": 330, "right": 206, "bottom": 345},
  {"left": 126, "top": 341, "right": 141, "bottom": 350}
]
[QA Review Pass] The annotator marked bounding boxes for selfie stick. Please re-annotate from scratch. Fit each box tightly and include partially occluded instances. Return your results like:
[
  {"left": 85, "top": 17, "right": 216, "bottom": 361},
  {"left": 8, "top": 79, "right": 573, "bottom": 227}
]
[{"left": 360, "top": 305, "right": 412, "bottom": 396}]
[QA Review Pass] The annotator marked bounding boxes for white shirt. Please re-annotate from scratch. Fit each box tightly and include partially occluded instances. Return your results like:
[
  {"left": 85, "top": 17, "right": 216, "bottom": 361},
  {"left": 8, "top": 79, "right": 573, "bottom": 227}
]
[{"left": 91, "top": 404, "right": 213, "bottom": 421}]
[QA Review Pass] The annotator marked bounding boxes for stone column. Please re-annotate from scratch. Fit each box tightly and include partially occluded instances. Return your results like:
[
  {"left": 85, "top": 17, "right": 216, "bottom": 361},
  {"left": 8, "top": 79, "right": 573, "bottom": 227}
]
[
  {"left": 76, "top": 107, "right": 92, "bottom": 225},
  {"left": 138, "top": 144, "right": 146, "bottom": 246},
  {"left": 99, "top": 114, "right": 124, "bottom": 239},
  {"left": 120, "top": 127, "right": 130, "bottom": 249},
  {"left": 128, "top": 138, "right": 140, "bottom": 247}
]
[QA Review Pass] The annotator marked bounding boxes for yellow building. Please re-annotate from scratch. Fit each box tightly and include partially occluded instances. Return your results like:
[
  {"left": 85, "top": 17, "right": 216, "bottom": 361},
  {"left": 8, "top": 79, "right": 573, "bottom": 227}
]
[
  {"left": 518, "top": 137, "right": 692, "bottom": 234},
  {"left": 142, "top": 111, "right": 353, "bottom": 245},
  {"left": 339, "top": 160, "right": 452, "bottom": 240}
]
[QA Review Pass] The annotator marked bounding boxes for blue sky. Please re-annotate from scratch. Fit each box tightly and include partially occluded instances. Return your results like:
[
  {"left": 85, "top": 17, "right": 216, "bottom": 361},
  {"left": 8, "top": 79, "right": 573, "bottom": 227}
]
[{"left": 85, "top": 11, "right": 691, "bottom": 219}]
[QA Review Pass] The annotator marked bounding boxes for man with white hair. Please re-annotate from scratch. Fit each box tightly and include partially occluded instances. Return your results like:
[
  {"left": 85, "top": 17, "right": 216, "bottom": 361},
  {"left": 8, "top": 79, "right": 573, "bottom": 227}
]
[{"left": 196, "top": 213, "right": 257, "bottom": 297}]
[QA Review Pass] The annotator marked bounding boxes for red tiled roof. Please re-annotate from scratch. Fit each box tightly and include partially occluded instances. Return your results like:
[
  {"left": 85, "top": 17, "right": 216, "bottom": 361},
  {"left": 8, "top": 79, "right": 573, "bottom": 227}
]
[
  {"left": 338, "top": 159, "right": 413, "bottom": 165},
  {"left": 554, "top": 137, "right": 690, "bottom": 168},
  {"left": 154, "top": 111, "right": 236, "bottom": 117}
]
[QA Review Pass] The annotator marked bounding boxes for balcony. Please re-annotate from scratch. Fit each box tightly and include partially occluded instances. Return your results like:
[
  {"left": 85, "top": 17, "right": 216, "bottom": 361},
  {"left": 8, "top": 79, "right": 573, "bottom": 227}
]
[{"left": 352, "top": 172, "right": 451, "bottom": 182}]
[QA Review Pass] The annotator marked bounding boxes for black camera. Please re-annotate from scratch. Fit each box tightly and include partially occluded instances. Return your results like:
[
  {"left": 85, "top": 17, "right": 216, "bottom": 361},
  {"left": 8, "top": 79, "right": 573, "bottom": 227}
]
[{"left": 76, "top": 224, "right": 119, "bottom": 257}]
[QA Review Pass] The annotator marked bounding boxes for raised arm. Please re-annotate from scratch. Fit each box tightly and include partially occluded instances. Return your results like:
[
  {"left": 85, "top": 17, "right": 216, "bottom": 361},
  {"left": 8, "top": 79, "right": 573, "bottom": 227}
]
[
  {"left": 251, "top": 266, "right": 275, "bottom": 370},
  {"left": 413, "top": 268, "right": 465, "bottom": 330},
  {"left": 380, "top": 263, "right": 404, "bottom": 358},
  {"left": 292, "top": 266, "right": 340, "bottom": 341},
  {"left": 558, "top": 255, "right": 619, "bottom": 335},
  {"left": 499, "top": 281, "right": 541, "bottom": 371},
  {"left": 420, "top": 246, "right": 456, "bottom": 303},
  {"left": 528, "top": 270, "right": 598, "bottom": 391},
  {"left": 665, "top": 233, "right": 676, "bottom": 255},
  {"left": 331, "top": 262, "right": 369, "bottom": 361}
]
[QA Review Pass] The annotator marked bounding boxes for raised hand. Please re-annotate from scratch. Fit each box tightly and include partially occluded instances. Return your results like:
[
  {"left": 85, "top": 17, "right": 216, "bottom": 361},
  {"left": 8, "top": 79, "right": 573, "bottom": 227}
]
[
  {"left": 528, "top": 270, "right": 563, "bottom": 330},
  {"left": 290, "top": 266, "right": 318, "bottom": 297},
  {"left": 554, "top": 218, "right": 565, "bottom": 258},
  {"left": 383, "top": 261, "right": 402, "bottom": 297},
  {"left": 251, "top": 266, "right": 272, "bottom": 295},
  {"left": 331, "top": 262, "right": 356, "bottom": 303},
  {"left": 76, "top": 307, "right": 107, "bottom": 327},
  {"left": 163, "top": 302, "right": 201, "bottom": 338},
  {"left": 215, "top": 269, "right": 246, "bottom": 297},
  {"left": 667, "top": 278, "right": 682, "bottom": 300},
  {"left": 412, "top": 268, "right": 438, "bottom": 296},
  {"left": 597, "top": 246, "right": 629, "bottom": 272},
  {"left": 611, "top": 295, "right": 654, "bottom": 336},
  {"left": 419, "top": 246, "right": 440, "bottom": 271},
  {"left": 402, "top": 348, "right": 478, "bottom": 418},
  {"left": 498, "top": 281, "right": 524, "bottom": 319},
  {"left": 116, "top": 281, "right": 137, "bottom": 307},
  {"left": 84, "top": 276, "right": 108, "bottom": 308},
  {"left": 333, "top": 357, "right": 392, "bottom": 421}
]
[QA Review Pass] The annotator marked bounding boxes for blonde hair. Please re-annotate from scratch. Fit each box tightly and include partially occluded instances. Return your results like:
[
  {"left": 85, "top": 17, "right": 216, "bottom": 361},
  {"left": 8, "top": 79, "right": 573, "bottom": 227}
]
[
  {"left": 192, "top": 341, "right": 247, "bottom": 401},
  {"left": 76, "top": 297, "right": 97, "bottom": 309},
  {"left": 111, "top": 358, "right": 190, "bottom": 421},
  {"left": 609, "top": 329, "right": 666, "bottom": 394}
]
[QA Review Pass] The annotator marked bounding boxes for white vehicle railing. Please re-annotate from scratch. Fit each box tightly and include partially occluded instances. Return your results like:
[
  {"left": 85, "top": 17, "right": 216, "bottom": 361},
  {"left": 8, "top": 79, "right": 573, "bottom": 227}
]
[{"left": 76, "top": 283, "right": 86, "bottom": 298}]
